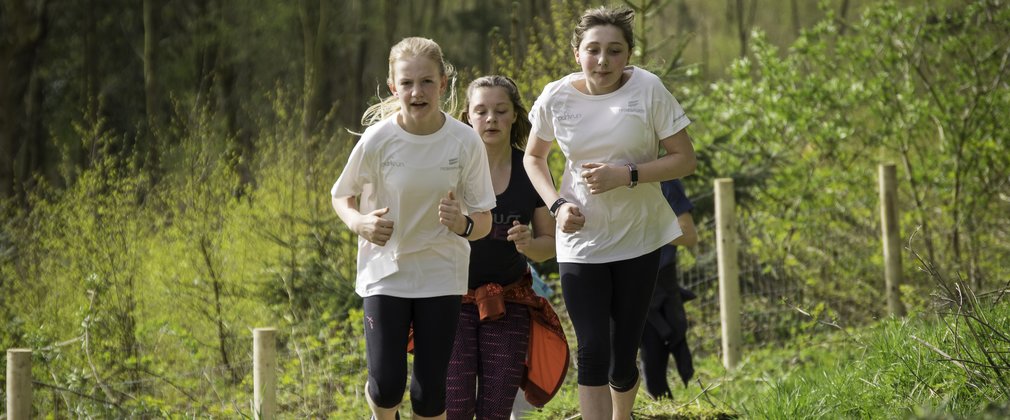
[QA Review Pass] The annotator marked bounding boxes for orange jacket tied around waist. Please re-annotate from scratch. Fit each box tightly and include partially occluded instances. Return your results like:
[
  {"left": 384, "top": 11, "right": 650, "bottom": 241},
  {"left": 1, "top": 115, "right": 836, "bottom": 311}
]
[{"left": 407, "top": 273, "right": 569, "bottom": 408}]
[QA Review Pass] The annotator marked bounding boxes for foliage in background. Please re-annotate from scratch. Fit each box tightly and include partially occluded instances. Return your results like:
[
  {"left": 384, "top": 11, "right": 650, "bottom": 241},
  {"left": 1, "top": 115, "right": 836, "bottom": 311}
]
[
  {"left": 682, "top": 1, "right": 1010, "bottom": 323},
  {"left": 1, "top": 0, "right": 1008, "bottom": 417},
  {"left": 0, "top": 90, "right": 368, "bottom": 416}
]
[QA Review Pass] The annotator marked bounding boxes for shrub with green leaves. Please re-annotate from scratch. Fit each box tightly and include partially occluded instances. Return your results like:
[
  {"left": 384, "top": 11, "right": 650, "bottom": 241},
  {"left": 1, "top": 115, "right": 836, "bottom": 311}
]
[{"left": 682, "top": 1, "right": 1010, "bottom": 322}]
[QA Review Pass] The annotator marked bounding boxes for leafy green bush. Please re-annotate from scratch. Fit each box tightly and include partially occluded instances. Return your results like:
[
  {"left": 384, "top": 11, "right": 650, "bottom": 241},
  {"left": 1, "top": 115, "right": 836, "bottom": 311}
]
[
  {"left": 2, "top": 1, "right": 1007, "bottom": 417},
  {"left": 681, "top": 1, "right": 1010, "bottom": 323}
]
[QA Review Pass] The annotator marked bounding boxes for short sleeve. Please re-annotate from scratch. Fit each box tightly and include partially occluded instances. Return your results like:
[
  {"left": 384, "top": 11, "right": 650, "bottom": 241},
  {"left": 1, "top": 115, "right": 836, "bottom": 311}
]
[
  {"left": 651, "top": 81, "right": 691, "bottom": 141},
  {"left": 461, "top": 135, "right": 496, "bottom": 213},
  {"left": 661, "top": 179, "right": 694, "bottom": 215},
  {"left": 331, "top": 138, "right": 371, "bottom": 198},
  {"left": 528, "top": 86, "right": 556, "bottom": 141}
]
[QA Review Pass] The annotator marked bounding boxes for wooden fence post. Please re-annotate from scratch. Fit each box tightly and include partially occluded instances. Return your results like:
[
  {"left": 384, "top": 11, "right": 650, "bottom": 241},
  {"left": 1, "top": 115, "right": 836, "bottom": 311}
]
[
  {"left": 253, "top": 328, "right": 277, "bottom": 420},
  {"left": 6, "top": 348, "right": 32, "bottom": 420},
  {"left": 715, "top": 178, "right": 741, "bottom": 370},
  {"left": 879, "top": 164, "right": 906, "bottom": 317}
]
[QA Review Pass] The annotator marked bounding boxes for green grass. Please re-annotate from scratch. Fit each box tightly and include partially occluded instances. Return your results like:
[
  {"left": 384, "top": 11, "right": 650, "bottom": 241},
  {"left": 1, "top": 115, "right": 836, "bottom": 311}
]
[{"left": 522, "top": 300, "right": 1010, "bottom": 419}]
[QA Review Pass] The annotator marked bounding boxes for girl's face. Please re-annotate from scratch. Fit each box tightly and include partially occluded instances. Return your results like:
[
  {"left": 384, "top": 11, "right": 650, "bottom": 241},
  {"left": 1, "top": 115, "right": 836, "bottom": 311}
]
[
  {"left": 467, "top": 86, "right": 516, "bottom": 147},
  {"left": 389, "top": 55, "right": 447, "bottom": 126},
  {"left": 574, "top": 24, "right": 630, "bottom": 95}
]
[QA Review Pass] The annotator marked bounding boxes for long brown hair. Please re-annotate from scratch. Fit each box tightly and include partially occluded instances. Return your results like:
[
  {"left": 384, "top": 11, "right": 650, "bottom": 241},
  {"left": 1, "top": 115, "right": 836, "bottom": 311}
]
[{"left": 459, "top": 75, "right": 531, "bottom": 150}]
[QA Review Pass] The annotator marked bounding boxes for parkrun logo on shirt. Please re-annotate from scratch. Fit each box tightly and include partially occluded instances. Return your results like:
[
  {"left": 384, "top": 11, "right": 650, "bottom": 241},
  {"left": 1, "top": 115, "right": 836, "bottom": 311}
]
[
  {"left": 382, "top": 160, "right": 405, "bottom": 167},
  {"left": 612, "top": 99, "right": 645, "bottom": 114},
  {"left": 441, "top": 157, "right": 461, "bottom": 170},
  {"left": 557, "top": 112, "right": 582, "bottom": 121}
]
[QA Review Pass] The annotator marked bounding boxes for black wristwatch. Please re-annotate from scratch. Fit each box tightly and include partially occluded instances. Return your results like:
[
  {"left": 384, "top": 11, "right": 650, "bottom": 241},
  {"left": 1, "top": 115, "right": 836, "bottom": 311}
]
[
  {"left": 459, "top": 215, "right": 474, "bottom": 237},
  {"left": 549, "top": 198, "right": 568, "bottom": 218},
  {"left": 625, "top": 162, "right": 639, "bottom": 188}
]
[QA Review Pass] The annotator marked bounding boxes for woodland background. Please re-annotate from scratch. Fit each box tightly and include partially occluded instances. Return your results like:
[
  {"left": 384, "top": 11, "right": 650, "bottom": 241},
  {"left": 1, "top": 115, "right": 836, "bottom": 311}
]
[{"left": 1, "top": 0, "right": 1008, "bottom": 417}]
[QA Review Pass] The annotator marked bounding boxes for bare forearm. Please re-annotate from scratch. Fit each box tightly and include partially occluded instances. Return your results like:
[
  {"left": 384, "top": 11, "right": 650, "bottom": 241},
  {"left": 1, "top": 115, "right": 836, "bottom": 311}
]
[
  {"left": 522, "top": 235, "right": 557, "bottom": 262},
  {"left": 332, "top": 196, "right": 363, "bottom": 232},
  {"left": 670, "top": 213, "right": 698, "bottom": 247},
  {"left": 523, "top": 139, "right": 561, "bottom": 204},
  {"left": 637, "top": 152, "right": 697, "bottom": 183},
  {"left": 635, "top": 129, "right": 697, "bottom": 184},
  {"left": 467, "top": 211, "right": 492, "bottom": 240},
  {"left": 524, "top": 208, "right": 557, "bottom": 262}
]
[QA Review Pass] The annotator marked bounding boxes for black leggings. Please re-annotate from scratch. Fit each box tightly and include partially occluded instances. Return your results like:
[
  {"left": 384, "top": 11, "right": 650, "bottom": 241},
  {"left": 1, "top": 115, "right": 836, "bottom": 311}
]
[
  {"left": 363, "top": 294, "right": 461, "bottom": 417},
  {"left": 560, "top": 249, "right": 660, "bottom": 391}
]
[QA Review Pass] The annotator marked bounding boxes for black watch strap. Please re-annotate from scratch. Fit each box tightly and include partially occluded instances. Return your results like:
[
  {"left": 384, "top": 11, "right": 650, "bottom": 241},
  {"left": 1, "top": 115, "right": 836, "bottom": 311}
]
[
  {"left": 626, "top": 163, "right": 639, "bottom": 188},
  {"left": 459, "top": 215, "right": 474, "bottom": 237},
  {"left": 549, "top": 198, "right": 568, "bottom": 218}
]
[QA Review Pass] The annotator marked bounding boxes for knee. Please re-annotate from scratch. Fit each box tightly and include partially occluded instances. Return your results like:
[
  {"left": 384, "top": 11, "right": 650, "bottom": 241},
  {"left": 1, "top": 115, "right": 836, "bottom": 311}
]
[
  {"left": 368, "top": 377, "right": 405, "bottom": 409},
  {"left": 575, "top": 341, "right": 610, "bottom": 386},
  {"left": 610, "top": 369, "right": 639, "bottom": 393},
  {"left": 409, "top": 386, "right": 446, "bottom": 417},
  {"left": 606, "top": 351, "right": 638, "bottom": 393}
]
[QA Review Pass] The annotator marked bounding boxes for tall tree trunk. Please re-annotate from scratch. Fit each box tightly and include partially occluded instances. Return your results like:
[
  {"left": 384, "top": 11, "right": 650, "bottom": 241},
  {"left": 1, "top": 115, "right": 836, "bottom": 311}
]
[
  {"left": 143, "top": 0, "right": 161, "bottom": 132},
  {"left": 736, "top": 0, "right": 747, "bottom": 57},
  {"left": 383, "top": 0, "right": 399, "bottom": 48},
  {"left": 84, "top": 0, "right": 99, "bottom": 125},
  {"left": 351, "top": 0, "right": 375, "bottom": 128},
  {"left": 429, "top": 0, "right": 441, "bottom": 33},
  {"left": 194, "top": 0, "right": 219, "bottom": 114},
  {"left": 510, "top": 1, "right": 521, "bottom": 71},
  {"left": 790, "top": 0, "right": 801, "bottom": 36},
  {"left": 838, "top": 0, "right": 850, "bottom": 35},
  {"left": 217, "top": 1, "right": 255, "bottom": 194},
  {"left": 0, "top": 0, "right": 48, "bottom": 201},
  {"left": 299, "top": 0, "right": 331, "bottom": 139},
  {"left": 142, "top": 0, "right": 163, "bottom": 178},
  {"left": 677, "top": 0, "right": 696, "bottom": 33}
]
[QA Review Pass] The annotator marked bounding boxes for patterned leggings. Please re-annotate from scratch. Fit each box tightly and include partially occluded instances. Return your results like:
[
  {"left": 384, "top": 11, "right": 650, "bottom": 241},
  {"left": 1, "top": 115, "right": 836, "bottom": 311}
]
[{"left": 446, "top": 302, "right": 530, "bottom": 420}]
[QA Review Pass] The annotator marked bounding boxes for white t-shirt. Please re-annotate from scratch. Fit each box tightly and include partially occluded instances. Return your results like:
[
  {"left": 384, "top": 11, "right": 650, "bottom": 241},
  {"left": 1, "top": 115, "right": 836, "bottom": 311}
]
[
  {"left": 331, "top": 113, "right": 496, "bottom": 298},
  {"left": 529, "top": 66, "right": 690, "bottom": 263}
]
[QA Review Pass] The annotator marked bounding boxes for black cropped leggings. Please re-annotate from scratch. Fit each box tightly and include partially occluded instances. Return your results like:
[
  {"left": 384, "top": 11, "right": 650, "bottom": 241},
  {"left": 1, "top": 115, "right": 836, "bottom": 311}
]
[
  {"left": 560, "top": 249, "right": 660, "bottom": 391},
  {"left": 363, "top": 294, "right": 461, "bottom": 417}
]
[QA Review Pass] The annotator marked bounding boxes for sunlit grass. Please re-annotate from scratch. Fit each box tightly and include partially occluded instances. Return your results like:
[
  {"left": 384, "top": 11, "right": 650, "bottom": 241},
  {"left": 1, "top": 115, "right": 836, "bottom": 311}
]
[{"left": 523, "top": 301, "right": 1009, "bottom": 419}]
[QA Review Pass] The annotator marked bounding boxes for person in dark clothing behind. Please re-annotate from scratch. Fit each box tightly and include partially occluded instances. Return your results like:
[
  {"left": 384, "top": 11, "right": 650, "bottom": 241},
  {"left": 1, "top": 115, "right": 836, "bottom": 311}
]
[
  {"left": 446, "top": 75, "right": 557, "bottom": 420},
  {"left": 639, "top": 178, "right": 698, "bottom": 400}
]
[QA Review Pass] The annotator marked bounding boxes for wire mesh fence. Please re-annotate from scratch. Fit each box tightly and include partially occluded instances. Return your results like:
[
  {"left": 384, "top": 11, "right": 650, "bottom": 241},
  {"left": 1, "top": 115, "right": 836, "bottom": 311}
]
[{"left": 678, "top": 217, "right": 808, "bottom": 358}]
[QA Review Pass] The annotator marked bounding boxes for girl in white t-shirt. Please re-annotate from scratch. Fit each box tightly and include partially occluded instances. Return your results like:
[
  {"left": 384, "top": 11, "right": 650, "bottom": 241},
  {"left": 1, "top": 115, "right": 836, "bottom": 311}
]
[
  {"left": 523, "top": 6, "right": 697, "bottom": 420},
  {"left": 331, "top": 37, "right": 497, "bottom": 420}
]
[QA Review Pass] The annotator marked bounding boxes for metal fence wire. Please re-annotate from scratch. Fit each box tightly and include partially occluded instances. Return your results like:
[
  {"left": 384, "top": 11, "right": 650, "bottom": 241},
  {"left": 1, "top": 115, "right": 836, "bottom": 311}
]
[{"left": 677, "top": 218, "right": 808, "bottom": 357}]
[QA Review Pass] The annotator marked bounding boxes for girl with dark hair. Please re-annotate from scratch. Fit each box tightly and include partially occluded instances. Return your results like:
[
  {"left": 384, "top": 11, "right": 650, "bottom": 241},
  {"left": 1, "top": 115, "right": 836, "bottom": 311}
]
[{"left": 523, "top": 5, "right": 698, "bottom": 419}]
